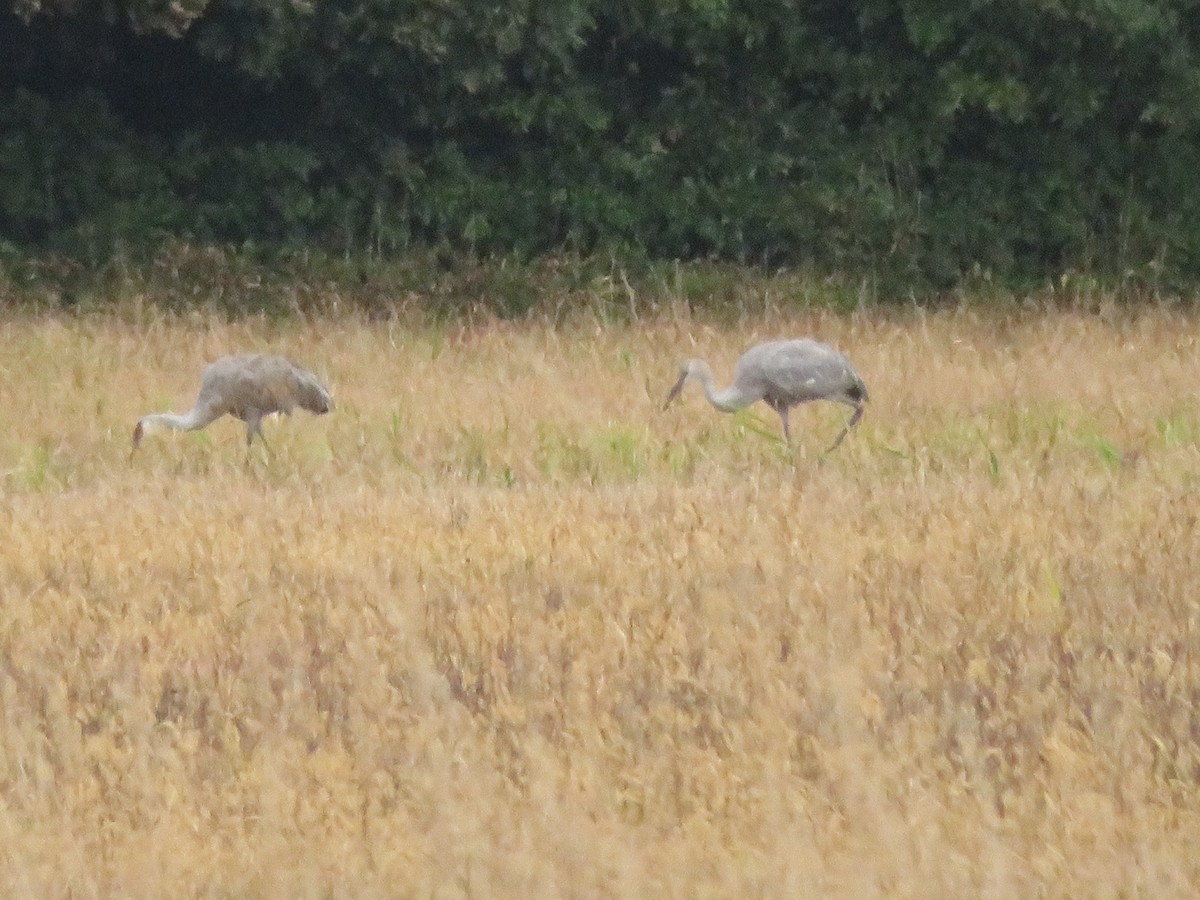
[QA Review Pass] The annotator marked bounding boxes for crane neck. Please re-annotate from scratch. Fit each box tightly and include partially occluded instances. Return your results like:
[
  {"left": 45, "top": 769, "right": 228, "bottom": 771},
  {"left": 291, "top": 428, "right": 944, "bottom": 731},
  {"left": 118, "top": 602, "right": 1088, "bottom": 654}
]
[
  {"left": 140, "top": 407, "right": 208, "bottom": 433},
  {"left": 691, "top": 361, "right": 749, "bottom": 412}
]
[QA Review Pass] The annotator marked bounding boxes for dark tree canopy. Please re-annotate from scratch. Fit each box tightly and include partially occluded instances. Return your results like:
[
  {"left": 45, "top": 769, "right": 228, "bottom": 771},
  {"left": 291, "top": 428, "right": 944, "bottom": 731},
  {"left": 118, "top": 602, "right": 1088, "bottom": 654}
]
[{"left": 3, "top": 0, "right": 1200, "bottom": 291}]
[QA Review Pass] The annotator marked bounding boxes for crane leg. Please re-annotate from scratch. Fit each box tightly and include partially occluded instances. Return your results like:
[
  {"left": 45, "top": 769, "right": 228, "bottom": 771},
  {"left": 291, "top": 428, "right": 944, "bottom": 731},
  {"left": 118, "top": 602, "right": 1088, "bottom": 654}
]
[
  {"left": 244, "top": 414, "right": 271, "bottom": 458},
  {"left": 822, "top": 403, "right": 864, "bottom": 455},
  {"left": 245, "top": 420, "right": 258, "bottom": 447},
  {"left": 778, "top": 408, "right": 791, "bottom": 444}
]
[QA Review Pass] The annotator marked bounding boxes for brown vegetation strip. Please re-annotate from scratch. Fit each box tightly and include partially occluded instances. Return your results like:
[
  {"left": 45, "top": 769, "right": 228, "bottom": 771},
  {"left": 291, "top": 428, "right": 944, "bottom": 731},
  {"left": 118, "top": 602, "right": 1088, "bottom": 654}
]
[{"left": 0, "top": 307, "right": 1197, "bottom": 895}]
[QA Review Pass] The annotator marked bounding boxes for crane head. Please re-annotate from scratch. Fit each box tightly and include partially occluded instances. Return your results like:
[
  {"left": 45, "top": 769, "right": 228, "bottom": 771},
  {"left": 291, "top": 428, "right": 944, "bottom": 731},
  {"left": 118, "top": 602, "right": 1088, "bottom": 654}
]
[
  {"left": 664, "top": 360, "right": 704, "bottom": 409},
  {"left": 663, "top": 367, "right": 689, "bottom": 409},
  {"left": 132, "top": 420, "right": 144, "bottom": 450}
]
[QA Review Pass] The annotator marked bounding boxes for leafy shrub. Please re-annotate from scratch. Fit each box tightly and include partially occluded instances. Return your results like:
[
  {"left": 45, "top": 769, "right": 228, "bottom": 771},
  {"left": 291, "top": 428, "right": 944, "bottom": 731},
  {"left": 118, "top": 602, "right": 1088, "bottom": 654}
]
[{"left": 4, "top": 0, "right": 1200, "bottom": 293}]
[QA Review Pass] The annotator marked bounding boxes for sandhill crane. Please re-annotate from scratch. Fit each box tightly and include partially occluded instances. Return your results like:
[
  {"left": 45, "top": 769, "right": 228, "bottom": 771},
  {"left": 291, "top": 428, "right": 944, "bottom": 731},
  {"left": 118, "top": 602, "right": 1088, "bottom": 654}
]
[
  {"left": 132, "top": 354, "right": 332, "bottom": 452},
  {"left": 664, "top": 338, "right": 868, "bottom": 453}
]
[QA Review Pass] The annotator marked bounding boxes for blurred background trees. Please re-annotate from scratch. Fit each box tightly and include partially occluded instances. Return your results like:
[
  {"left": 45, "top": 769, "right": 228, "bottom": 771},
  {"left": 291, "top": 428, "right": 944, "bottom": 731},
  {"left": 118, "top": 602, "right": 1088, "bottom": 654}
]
[{"left": 3, "top": 0, "right": 1200, "bottom": 292}]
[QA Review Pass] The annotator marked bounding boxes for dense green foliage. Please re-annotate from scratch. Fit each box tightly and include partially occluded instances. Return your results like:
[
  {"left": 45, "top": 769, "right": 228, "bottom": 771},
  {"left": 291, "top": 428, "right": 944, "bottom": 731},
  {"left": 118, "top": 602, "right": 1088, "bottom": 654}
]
[{"left": 3, "top": 0, "right": 1200, "bottom": 291}]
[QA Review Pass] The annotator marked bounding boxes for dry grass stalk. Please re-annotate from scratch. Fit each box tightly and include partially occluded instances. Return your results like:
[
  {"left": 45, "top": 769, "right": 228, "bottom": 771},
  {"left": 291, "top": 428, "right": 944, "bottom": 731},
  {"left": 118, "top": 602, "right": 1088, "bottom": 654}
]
[{"left": 0, "top": 306, "right": 1198, "bottom": 896}]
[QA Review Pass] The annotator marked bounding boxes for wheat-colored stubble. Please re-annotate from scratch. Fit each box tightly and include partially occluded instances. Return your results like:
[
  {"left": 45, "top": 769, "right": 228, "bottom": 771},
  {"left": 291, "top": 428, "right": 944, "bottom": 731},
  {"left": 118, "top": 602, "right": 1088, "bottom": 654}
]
[{"left": 0, "top": 305, "right": 1199, "bottom": 896}]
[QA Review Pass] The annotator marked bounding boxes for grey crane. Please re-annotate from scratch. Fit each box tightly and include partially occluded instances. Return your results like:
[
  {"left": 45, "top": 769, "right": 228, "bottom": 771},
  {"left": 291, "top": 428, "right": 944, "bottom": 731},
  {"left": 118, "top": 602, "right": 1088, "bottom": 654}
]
[
  {"left": 132, "top": 353, "right": 332, "bottom": 452},
  {"left": 664, "top": 338, "right": 868, "bottom": 453}
]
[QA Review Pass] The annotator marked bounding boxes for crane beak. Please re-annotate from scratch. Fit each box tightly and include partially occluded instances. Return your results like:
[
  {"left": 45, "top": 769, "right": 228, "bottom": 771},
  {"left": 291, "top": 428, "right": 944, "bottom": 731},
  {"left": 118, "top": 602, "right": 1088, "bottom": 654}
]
[{"left": 663, "top": 373, "right": 687, "bottom": 410}]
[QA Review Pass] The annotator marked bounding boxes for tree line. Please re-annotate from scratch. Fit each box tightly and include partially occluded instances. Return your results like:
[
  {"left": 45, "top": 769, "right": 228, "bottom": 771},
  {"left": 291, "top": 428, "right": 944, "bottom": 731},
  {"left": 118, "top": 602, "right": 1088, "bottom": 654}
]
[{"left": 3, "top": 0, "right": 1200, "bottom": 292}]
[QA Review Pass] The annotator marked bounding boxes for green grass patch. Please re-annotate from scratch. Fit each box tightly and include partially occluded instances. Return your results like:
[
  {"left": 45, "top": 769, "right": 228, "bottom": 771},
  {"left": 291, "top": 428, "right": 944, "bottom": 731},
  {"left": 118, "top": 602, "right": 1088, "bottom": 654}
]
[{"left": 1156, "top": 412, "right": 1197, "bottom": 448}]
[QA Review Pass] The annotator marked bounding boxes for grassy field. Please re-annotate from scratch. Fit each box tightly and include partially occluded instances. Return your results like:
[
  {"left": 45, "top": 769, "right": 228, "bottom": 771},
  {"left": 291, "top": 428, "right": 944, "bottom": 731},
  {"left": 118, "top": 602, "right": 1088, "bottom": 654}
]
[{"left": 1, "top": 302, "right": 1199, "bottom": 896}]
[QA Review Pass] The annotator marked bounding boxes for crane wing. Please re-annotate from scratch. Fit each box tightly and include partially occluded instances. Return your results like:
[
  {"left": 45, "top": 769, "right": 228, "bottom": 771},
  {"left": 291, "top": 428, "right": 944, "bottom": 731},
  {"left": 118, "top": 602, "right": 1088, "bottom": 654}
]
[
  {"left": 737, "top": 339, "right": 863, "bottom": 403},
  {"left": 198, "top": 355, "right": 304, "bottom": 416}
]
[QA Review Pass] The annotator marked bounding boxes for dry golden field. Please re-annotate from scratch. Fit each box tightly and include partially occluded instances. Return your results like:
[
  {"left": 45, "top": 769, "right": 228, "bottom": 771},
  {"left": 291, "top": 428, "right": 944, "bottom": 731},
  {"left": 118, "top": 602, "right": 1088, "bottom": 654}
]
[{"left": 1, "top": 302, "right": 1199, "bottom": 896}]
